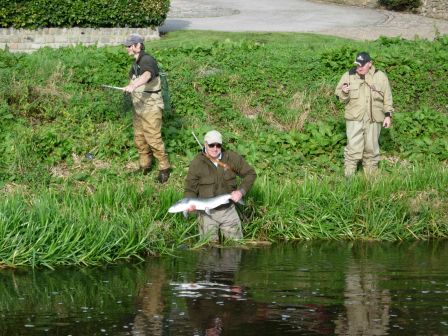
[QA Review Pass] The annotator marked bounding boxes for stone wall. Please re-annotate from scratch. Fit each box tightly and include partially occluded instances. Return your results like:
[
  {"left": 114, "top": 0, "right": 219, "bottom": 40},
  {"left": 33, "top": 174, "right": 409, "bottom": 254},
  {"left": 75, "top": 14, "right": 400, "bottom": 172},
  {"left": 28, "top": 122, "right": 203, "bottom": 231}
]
[
  {"left": 0, "top": 27, "right": 159, "bottom": 53},
  {"left": 321, "top": 0, "right": 448, "bottom": 20},
  {"left": 322, "top": 0, "right": 377, "bottom": 8},
  {"left": 419, "top": 0, "right": 448, "bottom": 20}
]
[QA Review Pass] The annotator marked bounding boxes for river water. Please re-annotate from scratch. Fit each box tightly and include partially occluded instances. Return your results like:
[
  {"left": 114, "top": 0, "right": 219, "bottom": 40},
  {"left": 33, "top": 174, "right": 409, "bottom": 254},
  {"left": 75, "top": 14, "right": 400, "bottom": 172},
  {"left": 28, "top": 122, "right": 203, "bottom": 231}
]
[{"left": 1, "top": 241, "right": 448, "bottom": 335}]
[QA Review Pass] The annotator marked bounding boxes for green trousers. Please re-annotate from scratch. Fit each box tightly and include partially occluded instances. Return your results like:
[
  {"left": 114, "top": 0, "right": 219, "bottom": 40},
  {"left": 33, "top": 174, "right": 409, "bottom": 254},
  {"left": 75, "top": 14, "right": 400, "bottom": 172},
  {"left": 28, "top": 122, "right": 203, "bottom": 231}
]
[
  {"left": 132, "top": 93, "right": 170, "bottom": 171},
  {"left": 344, "top": 113, "right": 382, "bottom": 177},
  {"left": 198, "top": 204, "right": 243, "bottom": 242}
]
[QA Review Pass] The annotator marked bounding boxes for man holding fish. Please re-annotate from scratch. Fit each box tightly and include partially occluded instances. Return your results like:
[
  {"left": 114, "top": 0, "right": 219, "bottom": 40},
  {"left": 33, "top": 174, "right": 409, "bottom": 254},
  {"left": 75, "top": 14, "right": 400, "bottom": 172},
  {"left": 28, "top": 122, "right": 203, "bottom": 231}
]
[{"left": 176, "top": 130, "right": 256, "bottom": 242}]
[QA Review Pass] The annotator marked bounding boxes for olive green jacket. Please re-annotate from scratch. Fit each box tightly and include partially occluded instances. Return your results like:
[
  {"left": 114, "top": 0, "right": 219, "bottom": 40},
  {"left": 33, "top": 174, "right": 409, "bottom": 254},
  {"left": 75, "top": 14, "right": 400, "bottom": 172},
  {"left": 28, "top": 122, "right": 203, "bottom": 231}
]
[
  {"left": 335, "top": 65, "right": 394, "bottom": 122},
  {"left": 184, "top": 150, "right": 257, "bottom": 199}
]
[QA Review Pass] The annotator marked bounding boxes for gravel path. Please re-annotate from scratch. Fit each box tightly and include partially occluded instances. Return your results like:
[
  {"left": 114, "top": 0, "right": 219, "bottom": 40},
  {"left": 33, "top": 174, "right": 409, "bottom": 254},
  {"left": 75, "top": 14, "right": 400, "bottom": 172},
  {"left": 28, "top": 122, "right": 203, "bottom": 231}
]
[{"left": 161, "top": 0, "right": 448, "bottom": 40}]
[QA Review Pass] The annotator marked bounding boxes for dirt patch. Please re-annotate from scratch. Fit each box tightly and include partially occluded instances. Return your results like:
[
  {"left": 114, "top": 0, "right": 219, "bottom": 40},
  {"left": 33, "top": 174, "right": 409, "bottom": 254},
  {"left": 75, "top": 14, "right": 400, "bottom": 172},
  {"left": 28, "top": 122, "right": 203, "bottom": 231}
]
[
  {"left": 0, "top": 183, "right": 28, "bottom": 195},
  {"left": 408, "top": 189, "right": 447, "bottom": 216},
  {"left": 231, "top": 92, "right": 262, "bottom": 119}
]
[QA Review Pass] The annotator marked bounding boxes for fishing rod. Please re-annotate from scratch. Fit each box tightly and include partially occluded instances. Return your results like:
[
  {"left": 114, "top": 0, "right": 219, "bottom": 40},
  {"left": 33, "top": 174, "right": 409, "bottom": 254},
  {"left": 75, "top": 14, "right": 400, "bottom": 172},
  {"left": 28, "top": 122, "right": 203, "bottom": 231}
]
[
  {"left": 192, "top": 132, "right": 204, "bottom": 151},
  {"left": 101, "top": 84, "right": 125, "bottom": 91},
  {"left": 101, "top": 84, "right": 158, "bottom": 96}
]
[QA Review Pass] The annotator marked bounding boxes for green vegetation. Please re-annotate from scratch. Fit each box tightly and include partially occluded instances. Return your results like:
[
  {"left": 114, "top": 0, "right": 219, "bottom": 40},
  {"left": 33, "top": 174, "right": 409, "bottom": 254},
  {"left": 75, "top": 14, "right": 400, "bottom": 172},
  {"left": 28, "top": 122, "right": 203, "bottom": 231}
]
[
  {"left": 379, "top": 0, "right": 421, "bottom": 11},
  {"left": 0, "top": 31, "right": 447, "bottom": 267},
  {"left": 0, "top": 0, "right": 169, "bottom": 29}
]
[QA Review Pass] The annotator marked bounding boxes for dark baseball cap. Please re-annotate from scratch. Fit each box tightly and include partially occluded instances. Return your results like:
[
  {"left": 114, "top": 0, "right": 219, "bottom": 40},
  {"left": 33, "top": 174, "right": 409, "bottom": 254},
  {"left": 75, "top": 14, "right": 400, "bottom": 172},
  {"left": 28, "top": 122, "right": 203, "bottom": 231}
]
[
  {"left": 123, "top": 34, "right": 144, "bottom": 47},
  {"left": 354, "top": 52, "right": 372, "bottom": 66}
]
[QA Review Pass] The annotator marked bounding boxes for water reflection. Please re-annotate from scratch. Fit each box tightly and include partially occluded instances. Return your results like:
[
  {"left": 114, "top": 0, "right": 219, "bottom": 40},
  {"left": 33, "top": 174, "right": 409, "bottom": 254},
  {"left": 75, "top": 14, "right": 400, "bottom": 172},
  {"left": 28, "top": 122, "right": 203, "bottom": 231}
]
[
  {"left": 1, "top": 242, "right": 448, "bottom": 335},
  {"left": 176, "top": 248, "right": 248, "bottom": 335},
  {"left": 132, "top": 263, "right": 166, "bottom": 335},
  {"left": 334, "top": 245, "right": 391, "bottom": 335},
  {"left": 0, "top": 264, "right": 146, "bottom": 335}
]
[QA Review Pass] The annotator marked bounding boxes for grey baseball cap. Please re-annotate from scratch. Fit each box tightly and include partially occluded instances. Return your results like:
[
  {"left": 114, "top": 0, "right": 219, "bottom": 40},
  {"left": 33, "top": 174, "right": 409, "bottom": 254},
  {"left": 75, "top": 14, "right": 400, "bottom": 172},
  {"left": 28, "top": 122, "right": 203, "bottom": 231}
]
[{"left": 124, "top": 34, "right": 144, "bottom": 47}]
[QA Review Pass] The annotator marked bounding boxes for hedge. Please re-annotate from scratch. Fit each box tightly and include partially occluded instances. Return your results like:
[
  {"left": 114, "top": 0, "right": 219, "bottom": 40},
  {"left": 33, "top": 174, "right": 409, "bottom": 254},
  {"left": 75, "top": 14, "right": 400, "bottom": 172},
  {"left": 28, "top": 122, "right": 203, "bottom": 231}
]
[
  {"left": 0, "top": 0, "right": 170, "bottom": 29},
  {"left": 379, "top": 0, "right": 421, "bottom": 11}
]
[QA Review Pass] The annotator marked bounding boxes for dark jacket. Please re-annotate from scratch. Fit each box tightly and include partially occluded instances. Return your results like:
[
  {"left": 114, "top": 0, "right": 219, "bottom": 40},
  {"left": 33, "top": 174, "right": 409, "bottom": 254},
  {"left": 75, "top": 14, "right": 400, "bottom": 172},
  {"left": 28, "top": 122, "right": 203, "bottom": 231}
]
[
  {"left": 129, "top": 51, "right": 159, "bottom": 81},
  {"left": 129, "top": 51, "right": 163, "bottom": 107},
  {"left": 184, "top": 150, "right": 256, "bottom": 199}
]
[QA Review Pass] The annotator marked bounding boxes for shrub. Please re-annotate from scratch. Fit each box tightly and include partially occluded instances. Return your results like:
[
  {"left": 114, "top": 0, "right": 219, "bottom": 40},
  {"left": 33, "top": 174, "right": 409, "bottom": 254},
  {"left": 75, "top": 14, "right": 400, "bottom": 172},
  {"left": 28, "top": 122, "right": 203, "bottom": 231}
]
[
  {"left": 1, "top": 33, "right": 447, "bottom": 184},
  {"left": 392, "top": 107, "right": 448, "bottom": 161},
  {"left": 379, "top": 0, "right": 421, "bottom": 11},
  {"left": 0, "top": 0, "right": 170, "bottom": 29}
]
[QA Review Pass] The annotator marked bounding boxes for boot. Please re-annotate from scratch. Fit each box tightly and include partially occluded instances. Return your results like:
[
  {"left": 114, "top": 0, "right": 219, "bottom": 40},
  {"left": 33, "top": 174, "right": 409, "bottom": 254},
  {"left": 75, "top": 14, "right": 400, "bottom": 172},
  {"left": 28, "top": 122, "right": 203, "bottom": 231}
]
[
  {"left": 129, "top": 165, "right": 151, "bottom": 176},
  {"left": 344, "top": 165, "right": 357, "bottom": 178},
  {"left": 157, "top": 168, "right": 171, "bottom": 183},
  {"left": 364, "top": 165, "right": 379, "bottom": 178},
  {"left": 138, "top": 154, "right": 152, "bottom": 173},
  {"left": 140, "top": 166, "right": 151, "bottom": 175}
]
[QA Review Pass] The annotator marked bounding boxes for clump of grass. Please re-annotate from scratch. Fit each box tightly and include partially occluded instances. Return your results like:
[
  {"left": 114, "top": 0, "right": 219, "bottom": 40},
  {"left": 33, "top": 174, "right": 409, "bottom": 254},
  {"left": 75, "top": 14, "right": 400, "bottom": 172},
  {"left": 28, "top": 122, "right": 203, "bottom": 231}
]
[
  {"left": 244, "top": 163, "right": 448, "bottom": 241},
  {"left": 0, "top": 182, "right": 175, "bottom": 268},
  {"left": 0, "top": 164, "right": 446, "bottom": 268}
]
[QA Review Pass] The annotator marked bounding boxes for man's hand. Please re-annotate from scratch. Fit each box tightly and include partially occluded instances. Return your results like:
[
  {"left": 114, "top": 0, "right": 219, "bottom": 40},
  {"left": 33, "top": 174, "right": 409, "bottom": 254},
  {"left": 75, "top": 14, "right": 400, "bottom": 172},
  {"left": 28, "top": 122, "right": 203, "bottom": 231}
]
[
  {"left": 383, "top": 116, "right": 392, "bottom": 128},
  {"left": 230, "top": 190, "right": 243, "bottom": 203},
  {"left": 123, "top": 83, "right": 136, "bottom": 93},
  {"left": 342, "top": 83, "right": 350, "bottom": 94},
  {"left": 187, "top": 204, "right": 196, "bottom": 212}
]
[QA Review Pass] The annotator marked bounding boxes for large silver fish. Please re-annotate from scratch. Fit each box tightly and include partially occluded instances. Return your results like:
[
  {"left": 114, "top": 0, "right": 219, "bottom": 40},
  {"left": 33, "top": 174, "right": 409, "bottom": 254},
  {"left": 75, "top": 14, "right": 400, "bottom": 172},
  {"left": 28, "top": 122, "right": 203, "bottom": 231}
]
[{"left": 168, "top": 194, "right": 243, "bottom": 217}]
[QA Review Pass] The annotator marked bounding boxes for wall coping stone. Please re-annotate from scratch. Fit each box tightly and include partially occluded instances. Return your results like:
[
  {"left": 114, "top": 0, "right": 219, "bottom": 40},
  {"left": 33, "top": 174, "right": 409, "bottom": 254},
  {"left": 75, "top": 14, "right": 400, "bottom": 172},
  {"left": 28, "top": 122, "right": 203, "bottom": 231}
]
[{"left": 0, "top": 27, "right": 159, "bottom": 53}]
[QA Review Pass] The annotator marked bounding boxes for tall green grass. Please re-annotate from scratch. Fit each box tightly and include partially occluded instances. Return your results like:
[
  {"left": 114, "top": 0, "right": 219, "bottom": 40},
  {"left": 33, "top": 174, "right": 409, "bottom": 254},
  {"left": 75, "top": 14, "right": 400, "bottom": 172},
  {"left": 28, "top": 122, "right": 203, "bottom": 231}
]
[
  {"left": 0, "top": 181, "right": 194, "bottom": 268},
  {"left": 1, "top": 164, "right": 446, "bottom": 267},
  {"left": 246, "top": 163, "right": 448, "bottom": 241}
]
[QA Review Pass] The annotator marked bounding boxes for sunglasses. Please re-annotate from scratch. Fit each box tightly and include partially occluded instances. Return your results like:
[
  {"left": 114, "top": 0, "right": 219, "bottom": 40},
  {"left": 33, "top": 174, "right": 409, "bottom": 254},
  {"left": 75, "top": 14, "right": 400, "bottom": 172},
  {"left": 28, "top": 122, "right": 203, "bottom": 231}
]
[{"left": 207, "top": 143, "right": 222, "bottom": 149}]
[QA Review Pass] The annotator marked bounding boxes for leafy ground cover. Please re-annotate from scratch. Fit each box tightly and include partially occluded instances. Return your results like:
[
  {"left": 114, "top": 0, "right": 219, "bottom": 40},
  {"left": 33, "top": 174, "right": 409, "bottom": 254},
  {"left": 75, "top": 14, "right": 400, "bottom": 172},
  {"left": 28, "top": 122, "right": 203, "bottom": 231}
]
[{"left": 0, "top": 31, "right": 447, "bottom": 267}]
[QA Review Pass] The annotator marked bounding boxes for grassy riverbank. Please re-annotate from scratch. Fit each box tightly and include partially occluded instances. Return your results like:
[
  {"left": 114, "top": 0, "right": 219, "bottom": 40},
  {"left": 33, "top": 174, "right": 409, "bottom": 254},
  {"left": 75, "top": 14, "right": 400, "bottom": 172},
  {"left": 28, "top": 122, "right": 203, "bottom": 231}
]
[
  {"left": 1, "top": 163, "right": 447, "bottom": 267},
  {"left": 1, "top": 31, "right": 447, "bottom": 267}
]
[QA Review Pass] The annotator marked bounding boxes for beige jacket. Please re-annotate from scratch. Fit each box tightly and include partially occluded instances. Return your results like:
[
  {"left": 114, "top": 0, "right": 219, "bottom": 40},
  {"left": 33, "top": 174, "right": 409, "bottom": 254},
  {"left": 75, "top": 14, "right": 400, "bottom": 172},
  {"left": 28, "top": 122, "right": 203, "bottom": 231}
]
[{"left": 335, "top": 65, "right": 394, "bottom": 122}]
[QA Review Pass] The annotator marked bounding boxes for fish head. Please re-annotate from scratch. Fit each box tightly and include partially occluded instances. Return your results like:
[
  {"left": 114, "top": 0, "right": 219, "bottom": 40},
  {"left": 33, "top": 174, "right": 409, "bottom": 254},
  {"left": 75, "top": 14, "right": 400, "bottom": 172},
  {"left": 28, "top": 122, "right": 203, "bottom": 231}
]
[{"left": 168, "top": 198, "right": 191, "bottom": 213}]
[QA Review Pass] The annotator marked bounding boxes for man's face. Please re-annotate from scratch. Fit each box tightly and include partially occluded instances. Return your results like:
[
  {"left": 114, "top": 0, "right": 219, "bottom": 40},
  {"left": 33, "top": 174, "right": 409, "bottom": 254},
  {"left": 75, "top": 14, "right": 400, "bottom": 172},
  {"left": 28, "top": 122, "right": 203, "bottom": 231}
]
[
  {"left": 126, "top": 43, "right": 140, "bottom": 57},
  {"left": 205, "top": 142, "right": 222, "bottom": 159},
  {"left": 356, "top": 61, "right": 372, "bottom": 76}
]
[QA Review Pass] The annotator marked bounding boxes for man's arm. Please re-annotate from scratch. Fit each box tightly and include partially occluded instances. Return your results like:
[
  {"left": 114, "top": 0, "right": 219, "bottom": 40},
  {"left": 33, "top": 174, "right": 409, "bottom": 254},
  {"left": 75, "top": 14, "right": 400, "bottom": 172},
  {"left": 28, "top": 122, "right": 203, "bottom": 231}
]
[
  {"left": 382, "top": 72, "right": 394, "bottom": 128},
  {"left": 335, "top": 72, "right": 351, "bottom": 103},
  {"left": 231, "top": 153, "right": 256, "bottom": 202},
  {"left": 184, "top": 160, "right": 202, "bottom": 212},
  {"left": 124, "top": 71, "right": 151, "bottom": 93},
  {"left": 184, "top": 160, "right": 201, "bottom": 198}
]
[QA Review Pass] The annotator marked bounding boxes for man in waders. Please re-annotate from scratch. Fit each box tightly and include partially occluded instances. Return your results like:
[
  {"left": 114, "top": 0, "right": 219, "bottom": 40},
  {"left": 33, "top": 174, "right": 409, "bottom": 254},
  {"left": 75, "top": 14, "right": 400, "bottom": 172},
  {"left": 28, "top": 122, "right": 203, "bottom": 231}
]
[
  {"left": 123, "top": 34, "right": 171, "bottom": 183},
  {"left": 184, "top": 130, "right": 256, "bottom": 243},
  {"left": 335, "top": 52, "right": 394, "bottom": 177}
]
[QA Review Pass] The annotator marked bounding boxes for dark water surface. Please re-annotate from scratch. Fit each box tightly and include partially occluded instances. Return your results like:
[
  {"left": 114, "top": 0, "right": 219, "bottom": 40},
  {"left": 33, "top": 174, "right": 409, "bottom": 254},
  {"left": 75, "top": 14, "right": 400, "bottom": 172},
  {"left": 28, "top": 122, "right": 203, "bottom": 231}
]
[{"left": 2, "top": 241, "right": 448, "bottom": 335}]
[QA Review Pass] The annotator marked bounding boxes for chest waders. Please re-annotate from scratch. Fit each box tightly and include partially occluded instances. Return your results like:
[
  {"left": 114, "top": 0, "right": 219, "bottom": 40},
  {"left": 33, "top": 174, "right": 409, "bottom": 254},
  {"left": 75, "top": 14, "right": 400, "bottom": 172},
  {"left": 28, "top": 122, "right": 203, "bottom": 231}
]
[{"left": 132, "top": 60, "right": 171, "bottom": 117}]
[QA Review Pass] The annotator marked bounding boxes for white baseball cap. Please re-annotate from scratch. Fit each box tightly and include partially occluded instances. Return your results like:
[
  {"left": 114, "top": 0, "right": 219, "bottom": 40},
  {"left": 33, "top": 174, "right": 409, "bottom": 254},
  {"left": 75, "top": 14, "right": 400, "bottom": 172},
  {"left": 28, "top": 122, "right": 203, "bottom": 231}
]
[{"left": 204, "top": 130, "right": 222, "bottom": 144}]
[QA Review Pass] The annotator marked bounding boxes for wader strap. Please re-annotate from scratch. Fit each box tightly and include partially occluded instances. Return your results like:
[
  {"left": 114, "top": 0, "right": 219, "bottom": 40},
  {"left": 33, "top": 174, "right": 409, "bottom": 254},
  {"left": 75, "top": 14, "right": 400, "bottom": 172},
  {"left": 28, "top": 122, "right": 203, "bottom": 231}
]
[
  {"left": 365, "top": 81, "right": 384, "bottom": 99},
  {"left": 365, "top": 81, "right": 384, "bottom": 122}
]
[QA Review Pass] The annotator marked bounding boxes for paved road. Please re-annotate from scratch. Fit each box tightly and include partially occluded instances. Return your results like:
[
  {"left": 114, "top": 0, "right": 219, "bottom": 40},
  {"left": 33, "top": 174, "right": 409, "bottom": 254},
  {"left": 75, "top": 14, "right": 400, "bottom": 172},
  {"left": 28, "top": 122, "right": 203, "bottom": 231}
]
[{"left": 161, "top": 0, "right": 448, "bottom": 40}]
